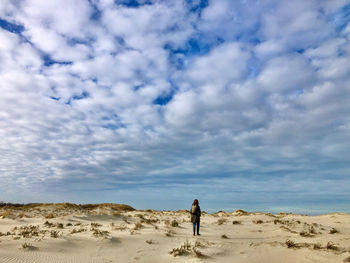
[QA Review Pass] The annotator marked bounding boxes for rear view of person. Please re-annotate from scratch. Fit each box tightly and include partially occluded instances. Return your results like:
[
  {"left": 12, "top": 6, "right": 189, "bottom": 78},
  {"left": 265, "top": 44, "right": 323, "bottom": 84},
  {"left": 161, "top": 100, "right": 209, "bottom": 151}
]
[{"left": 190, "top": 199, "right": 201, "bottom": 236}]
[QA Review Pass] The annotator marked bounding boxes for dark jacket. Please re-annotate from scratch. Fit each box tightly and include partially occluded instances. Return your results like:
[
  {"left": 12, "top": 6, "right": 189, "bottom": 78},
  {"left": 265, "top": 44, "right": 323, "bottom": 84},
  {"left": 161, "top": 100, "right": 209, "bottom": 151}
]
[{"left": 190, "top": 204, "right": 201, "bottom": 223}]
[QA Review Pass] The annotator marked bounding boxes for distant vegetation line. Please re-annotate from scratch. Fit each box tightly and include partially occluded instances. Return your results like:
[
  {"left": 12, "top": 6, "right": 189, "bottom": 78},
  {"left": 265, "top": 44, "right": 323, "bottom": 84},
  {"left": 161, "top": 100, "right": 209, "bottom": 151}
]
[{"left": 0, "top": 202, "right": 135, "bottom": 211}]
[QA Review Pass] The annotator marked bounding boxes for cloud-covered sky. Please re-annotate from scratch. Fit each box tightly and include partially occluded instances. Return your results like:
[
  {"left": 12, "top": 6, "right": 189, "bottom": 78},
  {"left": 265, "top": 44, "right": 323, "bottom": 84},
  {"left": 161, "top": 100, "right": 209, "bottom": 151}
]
[{"left": 1, "top": 0, "right": 350, "bottom": 214}]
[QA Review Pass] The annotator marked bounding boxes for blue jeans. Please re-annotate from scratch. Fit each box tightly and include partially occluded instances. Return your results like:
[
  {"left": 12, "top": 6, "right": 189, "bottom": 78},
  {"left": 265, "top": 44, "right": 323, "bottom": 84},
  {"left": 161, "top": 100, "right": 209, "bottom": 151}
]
[{"left": 193, "top": 222, "right": 200, "bottom": 233}]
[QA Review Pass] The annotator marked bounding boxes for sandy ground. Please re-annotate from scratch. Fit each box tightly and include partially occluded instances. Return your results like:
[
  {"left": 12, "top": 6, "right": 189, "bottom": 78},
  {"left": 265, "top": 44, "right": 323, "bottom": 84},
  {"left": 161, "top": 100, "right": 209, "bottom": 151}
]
[{"left": 0, "top": 204, "right": 349, "bottom": 263}]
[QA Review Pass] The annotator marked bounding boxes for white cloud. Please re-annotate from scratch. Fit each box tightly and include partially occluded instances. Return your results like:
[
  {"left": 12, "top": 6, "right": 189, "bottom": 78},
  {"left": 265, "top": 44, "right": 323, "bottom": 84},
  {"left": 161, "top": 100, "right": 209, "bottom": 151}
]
[
  {"left": 187, "top": 42, "right": 250, "bottom": 86},
  {"left": 257, "top": 54, "right": 315, "bottom": 92}
]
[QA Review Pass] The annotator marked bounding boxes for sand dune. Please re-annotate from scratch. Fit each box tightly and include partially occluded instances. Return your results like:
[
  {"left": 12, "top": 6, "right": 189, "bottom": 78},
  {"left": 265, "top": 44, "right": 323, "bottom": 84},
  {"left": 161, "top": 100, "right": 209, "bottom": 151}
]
[{"left": 0, "top": 204, "right": 349, "bottom": 262}]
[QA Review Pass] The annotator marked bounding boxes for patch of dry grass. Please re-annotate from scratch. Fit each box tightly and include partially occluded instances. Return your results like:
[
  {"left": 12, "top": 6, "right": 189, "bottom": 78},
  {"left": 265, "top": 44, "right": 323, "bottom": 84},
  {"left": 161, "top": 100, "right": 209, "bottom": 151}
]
[
  {"left": 165, "top": 229, "right": 175, "bottom": 237},
  {"left": 22, "top": 242, "right": 38, "bottom": 250},
  {"left": 92, "top": 229, "right": 110, "bottom": 238},
  {"left": 326, "top": 241, "right": 339, "bottom": 251},
  {"left": 164, "top": 219, "right": 170, "bottom": 226},
  {"left": 0, "top": 210, "right": 14, "bottom": 219},
  {"left": 50, "top": 230, "right": 59, "bottom": 238},
  {"left": 217, "top": 218, "right": 227, "bottom": 225},
  {"left": 45, "top": 213, "right": 55, "bottom": 219},
  {"left": 284, "top": 239, "right": 344, "bottom": 252},
  {"left": 91, "top": 222, "right": 102, "bottom": 228},
  {"left": 171, "top": 220, "right": 179, "bottom": 227},
  {"left": 16, "top": 225, "right": 39, "bottom": 238},
  {"left": 192, "top": 247, "right": 207, "bottom": 258},
  {"left": 280, "top": 225, "right": 298, "bottom": 234},
  {"left": 169, "top": 240, "right": 208, "bottom": 258},
  {"left": 112, "top": 223, "right": 128, "bottom": 231},
  {"left": 70, "top": 228, "right": 86, "bottom": 234},
  {"left": 300, "top": 231, "right": 314, "bottom": 237},
  {"left": 194, "top": 240, "right": 207, "bottom": 248},
  {"left": 133, "top": 222, "right": 143, "bottom": 230},
  {"left": 343, "top": 256, "right": 350, "bottom": 262},
  {"left": 329, "top": 228, "right": 339, "bottom": 234},
  {"left": 299, "top": 225, "right": 318, "bottom": 237},
  {"left": 44, "top": 221, "right": 55, "bottom": 227},
  {"left": 313, "top": 243, "right": 322, "bottom": 250}
]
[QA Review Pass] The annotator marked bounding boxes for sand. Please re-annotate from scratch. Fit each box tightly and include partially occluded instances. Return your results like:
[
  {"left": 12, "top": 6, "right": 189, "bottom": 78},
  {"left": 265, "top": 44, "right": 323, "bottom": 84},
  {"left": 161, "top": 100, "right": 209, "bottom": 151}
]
[{"left": 0, "top": 204, "right": 349, "bottom": 263}]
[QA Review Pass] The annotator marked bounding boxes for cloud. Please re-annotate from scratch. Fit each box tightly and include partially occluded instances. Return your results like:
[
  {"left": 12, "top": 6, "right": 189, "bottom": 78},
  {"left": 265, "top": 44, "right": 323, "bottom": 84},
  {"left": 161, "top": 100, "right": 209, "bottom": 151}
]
[{"left": 0, "top": 0, "right": 349, "bottom": 213}]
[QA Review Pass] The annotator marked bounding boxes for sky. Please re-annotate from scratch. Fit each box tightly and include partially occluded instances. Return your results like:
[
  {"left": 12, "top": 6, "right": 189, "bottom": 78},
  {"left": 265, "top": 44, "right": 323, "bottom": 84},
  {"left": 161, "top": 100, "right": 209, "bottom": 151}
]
[{"left": 0, "top": 0, "right": 350, "bottom": 214}]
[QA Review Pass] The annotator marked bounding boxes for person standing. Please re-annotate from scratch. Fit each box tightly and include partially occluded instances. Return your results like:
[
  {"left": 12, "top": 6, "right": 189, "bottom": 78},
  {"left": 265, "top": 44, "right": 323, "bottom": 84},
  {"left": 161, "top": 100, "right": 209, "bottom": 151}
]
[{"left": 190, "top": 199, "right": 201, "bottom": 236}]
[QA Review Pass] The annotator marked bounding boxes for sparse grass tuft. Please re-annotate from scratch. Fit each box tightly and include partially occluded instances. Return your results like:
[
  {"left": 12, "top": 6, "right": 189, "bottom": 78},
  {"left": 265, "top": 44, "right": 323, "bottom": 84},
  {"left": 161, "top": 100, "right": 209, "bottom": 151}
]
[
  {"left": 329, "top": 228, "right": 339, "bottom": 234},
  {"left": 169, "top": 240, "right": 207, "bottom": 258},
  {"left": 18, "top": 213, "right": 26, "bottom": 218},
  {"left": 50, "top": 230, "right": 59, "bottom": 238},
  {"left": 134, "top": 222, "right": 143, "bottom": 230},
  {"left": 165, "top": 229, "right": 175, "bottom": 237},
  {"left": 169, "top": 240, "right": 192, "bottom": 257},
  {"left": 45, "top": 213, "right": 55, "bottom": 219},
  {"left": 313, "top": 243, "right": 322, "bottom": 250},
  {"left": 70, "top": 228, "right": 86, "bottom": 234},
  {"left": 44, "top": 221, "right": 55, "bottom": 227},
  {"left": 343, "top": 256, "right": 350, "bottom": 262},
  {"left": 113, "top": 212, "right": 122, "bottom": 217},
  {"left": 217, "top": 218, "right": 227, "bottom": 225},
  {"left": 280, "top": 225, "right": 298, "bottom": 234},
  {"left": 171, "top": 220, "right": 179, "bottom": 227},
  {"left": 234, "top": 209, "right": 249, "bottom": 215},
  {"left": 284, "top": 240, "right": 311, "bottom": 249},
  {"left": 92, "top": 229, "right": 110, "bottom": 238},
  {"left": 192, "top": 247, "right": 207, "bottom": 258},
  {"left": 326, "top": 241, "right": 339, "bottom": 251},
  {"left": 17, "top": 225, "right": 39, "bottom": 238},
  {"left": 300, "top": 231, "right": 314, "bottom": 237},
  {"left": 309, "top": 226, "right": 317, "bottom": 234},
  {"left": 22, "top": 243, "right": 38, "bottom": 250},
  {"left": 285, "top": 240, "right": 297, "bottom": 248},
  {"left": 194, "top": 240, "right": 207, "bottom": 248},
  {"left": 112, "top": 224, "right": 128, "bottom": 231},
  {"left": 91, "top": 222, "right": 102, "bottom": 228},
  {"left": 253, "top": 219, "right": 264, "bottom": 224},
  {"left": 1, "top": 210, "right": 14, "bottom": 219}
]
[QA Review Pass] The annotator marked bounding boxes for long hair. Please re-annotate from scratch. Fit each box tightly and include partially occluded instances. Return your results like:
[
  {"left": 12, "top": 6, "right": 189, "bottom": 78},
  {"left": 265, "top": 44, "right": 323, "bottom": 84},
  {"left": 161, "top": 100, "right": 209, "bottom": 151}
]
[{"left": 193, "top": 199, "right": 199, "bottom": 205}]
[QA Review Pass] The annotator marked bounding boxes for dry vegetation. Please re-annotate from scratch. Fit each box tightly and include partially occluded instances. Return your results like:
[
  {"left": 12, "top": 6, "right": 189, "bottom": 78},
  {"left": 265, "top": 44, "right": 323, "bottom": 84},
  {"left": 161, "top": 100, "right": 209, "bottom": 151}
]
[
  {"left": 217, "top": 218, "right": 227, "bottom": 225},
  {"left": 0, "top": 202, "right": 135, "bottom": 220},
  {"left": 21, "top": 242, "right": 38, "bottom": 250},
  {"left": 169, "top": 240, "right": 207, "bottom": 258},
  {"left": 343, "top": 256, "right": 350, "bottom": 262}
]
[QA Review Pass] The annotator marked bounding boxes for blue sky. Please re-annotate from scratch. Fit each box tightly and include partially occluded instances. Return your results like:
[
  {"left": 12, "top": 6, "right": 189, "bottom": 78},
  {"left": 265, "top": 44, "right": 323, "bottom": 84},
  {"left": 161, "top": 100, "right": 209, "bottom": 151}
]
[{"left": 0, "top": 0, "right": 350, "bottom": 214}]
